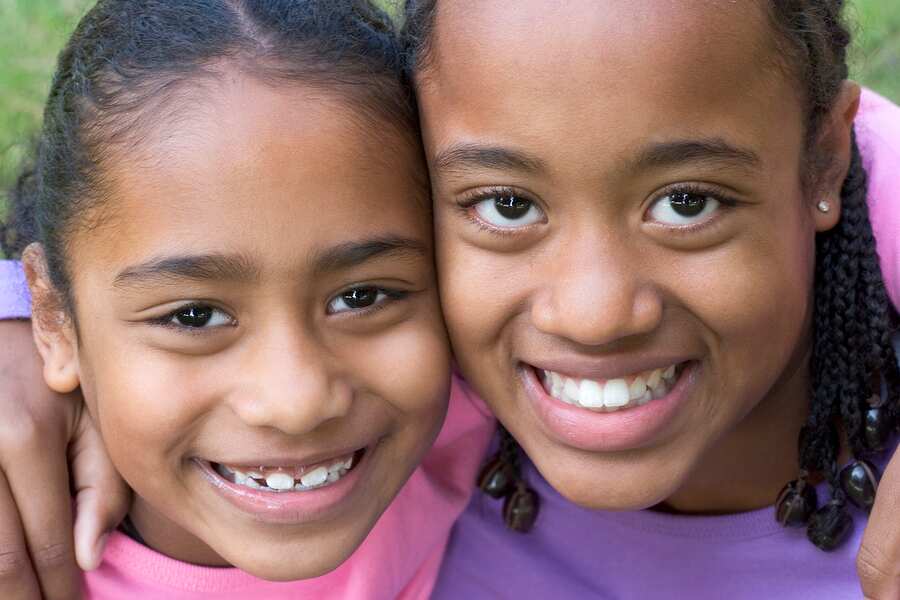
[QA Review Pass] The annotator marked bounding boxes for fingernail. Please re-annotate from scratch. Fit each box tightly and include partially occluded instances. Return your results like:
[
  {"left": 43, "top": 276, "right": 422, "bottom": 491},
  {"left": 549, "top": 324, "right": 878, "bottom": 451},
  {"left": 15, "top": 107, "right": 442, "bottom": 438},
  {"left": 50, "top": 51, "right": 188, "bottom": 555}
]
[{"left": 88, "top": 533, "right": 110, "bottom": 570}]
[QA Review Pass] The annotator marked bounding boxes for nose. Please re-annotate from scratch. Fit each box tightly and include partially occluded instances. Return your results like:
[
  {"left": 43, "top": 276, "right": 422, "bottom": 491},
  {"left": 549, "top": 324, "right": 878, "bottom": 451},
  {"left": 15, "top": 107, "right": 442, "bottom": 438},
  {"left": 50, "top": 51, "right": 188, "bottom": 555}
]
[
  {"left": 228, "top": 326, "right": 352, "bottom": 435},
  {"left": 530, "top": 231, "right": 663, "bottom": 347}
]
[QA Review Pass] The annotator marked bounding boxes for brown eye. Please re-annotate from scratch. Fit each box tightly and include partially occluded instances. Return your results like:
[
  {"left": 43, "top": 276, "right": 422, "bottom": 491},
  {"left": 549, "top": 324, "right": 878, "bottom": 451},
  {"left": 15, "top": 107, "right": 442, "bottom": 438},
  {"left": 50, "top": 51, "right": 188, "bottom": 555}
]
[
  {"left": 327, "top": 286, "right": 403, "bottom": 315},
  {"left": 169, "top": 305, "right": 232, "bottom": 328},
  {"left": 648, "top": 191, "right": 720, "bottom": 226},
  {"left": 341, "top": 287, "right": 378, "bottom": 309},
  {"left": 474, "top": 193, "right": 543, "bottom": 228}
]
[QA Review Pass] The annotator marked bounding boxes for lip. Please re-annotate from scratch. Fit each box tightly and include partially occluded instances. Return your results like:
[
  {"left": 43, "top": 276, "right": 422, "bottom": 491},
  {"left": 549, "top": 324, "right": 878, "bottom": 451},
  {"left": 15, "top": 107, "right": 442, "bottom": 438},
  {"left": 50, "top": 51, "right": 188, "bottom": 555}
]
[
  {"left": 520, "top": 360, "right": 699, "bottom": 452},
  {"left": 194, "top": 445, "right": 373, "bottom": 525}
]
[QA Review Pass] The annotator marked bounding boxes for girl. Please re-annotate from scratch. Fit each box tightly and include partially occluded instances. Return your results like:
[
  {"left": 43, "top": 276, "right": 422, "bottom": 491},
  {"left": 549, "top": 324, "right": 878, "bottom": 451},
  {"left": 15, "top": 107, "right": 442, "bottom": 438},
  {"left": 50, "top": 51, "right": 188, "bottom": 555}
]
[
  {"left": 2, "top": 0, "right": 900, "bottom": 598},
  {"left": 404, "top": 0, "right": 900, "bottom": 597},
  {"left": 0, "top": 0, "right": 494, "bottom": 598}
]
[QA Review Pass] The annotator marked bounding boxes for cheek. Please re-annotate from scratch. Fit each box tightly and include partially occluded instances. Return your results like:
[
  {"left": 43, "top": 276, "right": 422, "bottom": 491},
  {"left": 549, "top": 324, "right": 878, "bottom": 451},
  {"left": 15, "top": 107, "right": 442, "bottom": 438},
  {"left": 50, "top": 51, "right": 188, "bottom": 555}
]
[
  {"left": 77, "top": 332, "right": 210, "bottom": 479},
  {"left": 344, "top": 299, "right": 452, "bottom": 421}
]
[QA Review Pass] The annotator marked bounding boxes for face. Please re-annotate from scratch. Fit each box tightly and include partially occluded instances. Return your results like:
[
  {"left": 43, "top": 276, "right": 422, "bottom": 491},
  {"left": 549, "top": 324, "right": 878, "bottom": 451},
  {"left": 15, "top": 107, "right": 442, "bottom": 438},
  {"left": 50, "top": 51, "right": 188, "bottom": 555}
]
[
  {"left": 31, "top": 75, "right": 449, "bottom": 579},
  {"left": 418, "top": 0, "right": 850, "bottom": 511}
]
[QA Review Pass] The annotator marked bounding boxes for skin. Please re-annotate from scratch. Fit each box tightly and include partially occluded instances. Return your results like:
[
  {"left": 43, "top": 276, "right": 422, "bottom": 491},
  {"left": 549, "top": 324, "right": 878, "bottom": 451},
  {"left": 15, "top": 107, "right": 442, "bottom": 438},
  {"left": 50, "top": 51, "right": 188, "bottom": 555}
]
[
  {"left": 2, "top": 2, "right": 900, "bottom": 599},
  {"left": 416, "top": 0, "right": 856, "bottom": 514},
  {"left": 24, "top": 71, "right": 450, "bottom": 581}
]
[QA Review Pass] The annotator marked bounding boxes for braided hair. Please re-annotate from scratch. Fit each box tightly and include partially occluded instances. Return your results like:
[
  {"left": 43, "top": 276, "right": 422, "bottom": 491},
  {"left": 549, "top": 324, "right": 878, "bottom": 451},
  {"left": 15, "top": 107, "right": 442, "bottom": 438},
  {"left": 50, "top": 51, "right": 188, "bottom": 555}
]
[
  {"left": 0, "top": 0, "right": 417, "bottom": 303},
  {"left": 405, "top": 0, "right": 900, "bottom": 549}
]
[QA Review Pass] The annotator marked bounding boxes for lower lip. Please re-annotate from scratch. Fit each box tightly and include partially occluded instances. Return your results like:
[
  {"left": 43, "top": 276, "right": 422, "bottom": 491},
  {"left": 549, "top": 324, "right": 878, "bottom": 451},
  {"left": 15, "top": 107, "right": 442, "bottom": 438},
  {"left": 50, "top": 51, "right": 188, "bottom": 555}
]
[
  {"left": 521, "top": 362, "right": 697, "bottom": 452},
  {"left": 194, "top": 450, "right": 370, "bottom": 525}
]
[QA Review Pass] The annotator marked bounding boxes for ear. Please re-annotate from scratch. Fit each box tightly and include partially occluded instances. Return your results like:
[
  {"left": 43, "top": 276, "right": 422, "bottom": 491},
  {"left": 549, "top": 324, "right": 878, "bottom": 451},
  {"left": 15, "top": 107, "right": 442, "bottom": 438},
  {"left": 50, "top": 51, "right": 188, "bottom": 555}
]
[
  {"left": 812, "top": 80, "right": 861, "bottom": 232},
  {"left": 22, "top": 243, "right": 81, "bottom": 394}
]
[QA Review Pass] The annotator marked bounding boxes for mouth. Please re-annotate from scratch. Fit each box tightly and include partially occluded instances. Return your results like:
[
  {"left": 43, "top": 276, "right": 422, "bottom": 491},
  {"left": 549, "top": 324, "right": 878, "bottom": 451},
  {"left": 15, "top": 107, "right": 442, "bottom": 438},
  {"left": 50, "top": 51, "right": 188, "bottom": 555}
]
[
  {"left": 211, "top": 450, "right": 364, "bottom": 494},
  {"left": 537, "top": 363, "right": 683, "bottom": 412},
  {"left": 520, "top": 360, "right": 698, "bottom": 452}
]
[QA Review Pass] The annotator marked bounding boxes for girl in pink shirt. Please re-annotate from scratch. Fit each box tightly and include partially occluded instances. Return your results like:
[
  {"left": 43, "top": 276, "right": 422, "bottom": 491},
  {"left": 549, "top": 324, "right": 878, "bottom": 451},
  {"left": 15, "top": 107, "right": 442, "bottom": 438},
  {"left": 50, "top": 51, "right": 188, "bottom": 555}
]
[{"left": 0, "top": 1, "right": 492, "bottom": 598}]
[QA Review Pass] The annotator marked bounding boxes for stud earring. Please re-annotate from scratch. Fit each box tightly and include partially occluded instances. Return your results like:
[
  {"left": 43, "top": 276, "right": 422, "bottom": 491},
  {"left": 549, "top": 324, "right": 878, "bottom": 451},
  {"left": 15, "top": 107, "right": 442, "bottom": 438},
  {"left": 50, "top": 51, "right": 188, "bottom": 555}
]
[{"left": 817, "top": 200, "right": 831, "bottom": 213}]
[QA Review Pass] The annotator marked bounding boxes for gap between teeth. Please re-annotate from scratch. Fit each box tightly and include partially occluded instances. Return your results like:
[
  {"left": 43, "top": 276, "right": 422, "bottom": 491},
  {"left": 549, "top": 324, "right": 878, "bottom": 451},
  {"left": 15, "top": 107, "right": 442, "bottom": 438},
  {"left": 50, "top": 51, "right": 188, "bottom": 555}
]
[
  {"left": 541, "top": 364, "right": 679, "bottom": 412},
  {"left": 215, "top": 455, "right": 355, "bottom": 492}
]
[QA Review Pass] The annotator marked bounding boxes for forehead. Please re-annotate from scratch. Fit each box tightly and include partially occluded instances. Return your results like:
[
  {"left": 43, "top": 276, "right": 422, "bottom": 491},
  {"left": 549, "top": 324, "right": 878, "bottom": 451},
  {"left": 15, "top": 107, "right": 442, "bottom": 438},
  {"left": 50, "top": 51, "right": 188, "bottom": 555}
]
[
  {"left": 73, "top": 75, "right": 428, "bottom": 274},
  {"left": 419, "top": 0, "right": 802, "bottom": 173}
]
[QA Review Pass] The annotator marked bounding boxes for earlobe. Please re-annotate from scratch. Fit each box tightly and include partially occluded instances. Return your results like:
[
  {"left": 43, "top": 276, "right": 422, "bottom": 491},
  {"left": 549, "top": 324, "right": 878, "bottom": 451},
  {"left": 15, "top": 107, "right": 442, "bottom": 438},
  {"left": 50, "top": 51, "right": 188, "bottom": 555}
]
[
  {"left": 812, "top": 81, "right": 861, "bottom": 233},
  {"left": 21, "top": 244, "right": 81, "bottom": 394}
]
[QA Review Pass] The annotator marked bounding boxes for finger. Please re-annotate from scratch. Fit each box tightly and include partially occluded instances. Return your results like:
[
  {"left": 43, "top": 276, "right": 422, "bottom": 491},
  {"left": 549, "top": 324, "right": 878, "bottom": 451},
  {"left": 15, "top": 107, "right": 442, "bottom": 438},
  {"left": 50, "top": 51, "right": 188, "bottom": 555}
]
[
  {"left": 70, "top": 409, "right": 130, "bottom": 572},
  {"left": 0, "top": 469, "right": 41, "bottom": 600},
  {"left": 3, "top": 415, "right": 81, "bottom": 600},
  {"left": 858, "top": 447, "right": 900, "bottom": 599}
]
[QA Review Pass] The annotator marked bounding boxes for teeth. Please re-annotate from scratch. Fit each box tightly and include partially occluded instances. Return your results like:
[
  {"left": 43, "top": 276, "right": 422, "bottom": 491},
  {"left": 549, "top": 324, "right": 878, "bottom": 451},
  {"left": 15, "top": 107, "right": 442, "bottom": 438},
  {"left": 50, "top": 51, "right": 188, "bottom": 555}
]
[
  {"left": 299, "top": 466, "right": 329, "bottom": 488},
  {"left": 540, "top": 363, "right": 681, "bottom": 413},
  {"left": 215, "top": 452, "right": 357, "bottom": 493},
  {"left": 628, "top": 376, "right": 647, "bottom": 400},
  {"left": 603, "top": 379, "right": 630, "bottom": 408},
  {"left": 265, "top": 472, "right": 295, "bottom": 491},
  {"left": 579, "top": 379, "right": 604, "bottom": 408}
]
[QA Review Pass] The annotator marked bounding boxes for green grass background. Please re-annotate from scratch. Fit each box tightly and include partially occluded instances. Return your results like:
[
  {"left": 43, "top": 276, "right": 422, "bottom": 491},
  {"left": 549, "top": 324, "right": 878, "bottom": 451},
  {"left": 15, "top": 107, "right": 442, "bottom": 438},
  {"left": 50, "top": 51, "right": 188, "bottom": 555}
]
[{"left": 1, "top": 0, "right": 898, "bottom": 232}]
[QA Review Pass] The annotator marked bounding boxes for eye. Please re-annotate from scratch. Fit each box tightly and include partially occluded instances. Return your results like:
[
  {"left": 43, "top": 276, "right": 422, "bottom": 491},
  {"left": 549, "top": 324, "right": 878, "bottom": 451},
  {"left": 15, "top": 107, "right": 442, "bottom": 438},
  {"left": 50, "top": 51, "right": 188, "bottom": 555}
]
[
  {"left": 327, "top": 286, "right": 398, "bottom": 314},
  {"left": 647, "top": 191, "right": 721, "bottom": 226},
  {"left": 473, "top": 193, "right": 544, "bottom": 228},
  {"left": 167, "top": 304, "right": 233, "bottom": 329}
]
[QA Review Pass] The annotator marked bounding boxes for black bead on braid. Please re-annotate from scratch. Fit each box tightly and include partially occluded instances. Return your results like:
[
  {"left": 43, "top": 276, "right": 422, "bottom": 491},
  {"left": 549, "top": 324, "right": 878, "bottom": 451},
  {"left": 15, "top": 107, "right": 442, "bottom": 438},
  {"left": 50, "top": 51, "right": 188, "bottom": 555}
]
[{"left": 404, "top": 0, "right": 900, "bottom": 545}]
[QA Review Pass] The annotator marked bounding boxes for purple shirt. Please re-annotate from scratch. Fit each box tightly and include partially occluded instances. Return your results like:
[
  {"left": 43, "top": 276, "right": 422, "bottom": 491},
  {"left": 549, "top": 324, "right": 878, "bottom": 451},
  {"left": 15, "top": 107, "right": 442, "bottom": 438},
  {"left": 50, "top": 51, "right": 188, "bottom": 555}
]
[
  {"left": 0, "top": 261, "right": 30, "bottom": 320},
  {"left": 433, "top": 445, "right": 887, "bottom": 599}
]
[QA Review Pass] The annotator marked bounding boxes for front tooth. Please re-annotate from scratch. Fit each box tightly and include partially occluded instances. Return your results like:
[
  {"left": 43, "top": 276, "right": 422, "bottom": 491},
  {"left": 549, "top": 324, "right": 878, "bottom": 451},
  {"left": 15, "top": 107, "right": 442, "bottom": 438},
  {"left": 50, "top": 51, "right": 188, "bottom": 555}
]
[
  {"left": 604, "top": 379, "right": 630, "bottom": 408},
  {"left": 663, "top": 365, "right": 676, "bottom": 380},
  {"left": 265, "top": 472, "right": 295, "bottom": 491},
  {"left": 299, "top": 466, "right": 329, "bottom": 487},
  {"left": 578, "top": 379, "right": 604, "bottom": 408},
  {"left": 646, "top": 368, "right": 662, "bottom": 390},
  {"left": 628, "top": 376, "right": 647, "bottom": 400},
  {"left": 563, "top": 378, "right": 580, "bottom": 404}
]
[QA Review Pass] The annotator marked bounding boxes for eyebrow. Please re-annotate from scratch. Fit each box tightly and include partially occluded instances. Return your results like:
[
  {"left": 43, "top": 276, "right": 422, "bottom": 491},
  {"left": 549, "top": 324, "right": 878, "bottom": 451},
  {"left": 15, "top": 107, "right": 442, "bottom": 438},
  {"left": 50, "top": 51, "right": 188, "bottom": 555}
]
[
  {"left": 433, "top": 143, "right": 546, "bottom": 175},
  {"left": 312, "top": 236, "right": 428, "bottom": 274},
  {"left": 114, "top": 253, "right": 260, "bottom": 289},
  {"left": 633, "top": 138, "right": 761, "bottom": 172}
]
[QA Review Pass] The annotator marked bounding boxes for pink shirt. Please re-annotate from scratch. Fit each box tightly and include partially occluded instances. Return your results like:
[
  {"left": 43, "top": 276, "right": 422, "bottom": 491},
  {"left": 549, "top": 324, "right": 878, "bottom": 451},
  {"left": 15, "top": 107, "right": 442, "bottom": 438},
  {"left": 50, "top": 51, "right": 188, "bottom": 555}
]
[{"left": 82, "top": 374, "right": 494, "bottom": 599}]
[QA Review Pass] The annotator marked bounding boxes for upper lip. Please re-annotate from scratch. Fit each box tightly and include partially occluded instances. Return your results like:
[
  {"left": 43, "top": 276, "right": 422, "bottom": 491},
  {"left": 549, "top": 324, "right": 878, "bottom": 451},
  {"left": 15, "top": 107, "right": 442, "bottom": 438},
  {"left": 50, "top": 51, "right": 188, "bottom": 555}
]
[
  {"left": 200, "top": 444, "right": 368, "bottom": 469},
  {"left": 523, "top": 355, "right": 695, "bottom": 381}
]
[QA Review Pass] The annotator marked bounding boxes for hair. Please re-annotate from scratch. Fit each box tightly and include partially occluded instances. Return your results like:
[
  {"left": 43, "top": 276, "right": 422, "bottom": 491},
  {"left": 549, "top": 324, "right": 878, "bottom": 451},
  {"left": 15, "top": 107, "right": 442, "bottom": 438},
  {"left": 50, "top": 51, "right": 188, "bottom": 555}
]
[
  {"left": 0, "top": 0, "right": 418, "bottom": 307},
  {"left": 404, "top": 0, "right": 900, "bottom": 548}
]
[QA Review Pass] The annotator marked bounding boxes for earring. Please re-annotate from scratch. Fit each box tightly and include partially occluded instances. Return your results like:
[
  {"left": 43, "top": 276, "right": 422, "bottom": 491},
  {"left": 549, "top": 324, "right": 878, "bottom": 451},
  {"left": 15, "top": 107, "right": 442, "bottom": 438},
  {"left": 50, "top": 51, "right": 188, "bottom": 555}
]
[{"left": 817, "top": 200, "right": 831, "bottom": 213}]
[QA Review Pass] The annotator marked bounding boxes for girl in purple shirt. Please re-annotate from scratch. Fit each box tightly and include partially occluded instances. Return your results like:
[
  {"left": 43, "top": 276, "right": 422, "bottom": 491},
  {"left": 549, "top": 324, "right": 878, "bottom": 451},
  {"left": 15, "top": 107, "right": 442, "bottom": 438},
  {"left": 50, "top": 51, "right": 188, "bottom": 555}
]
[{"left": 2, "top": 1, "right": 900, "bottom": 598}]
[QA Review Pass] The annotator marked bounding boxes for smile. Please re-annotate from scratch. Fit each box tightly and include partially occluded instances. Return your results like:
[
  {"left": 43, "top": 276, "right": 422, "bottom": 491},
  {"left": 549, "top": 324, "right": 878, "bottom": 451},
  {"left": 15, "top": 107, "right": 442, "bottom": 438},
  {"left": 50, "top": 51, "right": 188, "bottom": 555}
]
[
  {"left": 212, "top": 450, "right": 363, "bottom": 493},
  {"left": 539, "top": 364, "right": 680, "bottom": 412}
]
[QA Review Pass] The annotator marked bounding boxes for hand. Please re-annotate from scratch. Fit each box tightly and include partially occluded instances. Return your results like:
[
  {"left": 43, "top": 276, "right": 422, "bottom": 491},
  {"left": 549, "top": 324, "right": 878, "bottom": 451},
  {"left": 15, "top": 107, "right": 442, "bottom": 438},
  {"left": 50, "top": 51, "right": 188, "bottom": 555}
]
[
  {"left": 859, "top": 444, "right": 900, "bottom": 599},
  {"left": 0, "top": 320, "right": 130, "bottom": 600}
]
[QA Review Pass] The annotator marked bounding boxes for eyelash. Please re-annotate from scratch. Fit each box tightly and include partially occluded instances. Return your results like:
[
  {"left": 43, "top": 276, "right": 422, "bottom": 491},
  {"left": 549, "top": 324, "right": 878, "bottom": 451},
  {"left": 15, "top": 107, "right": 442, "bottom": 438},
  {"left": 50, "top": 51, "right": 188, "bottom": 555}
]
[
  {"left": 646, "top": 182, "right": 739, "bottom": 233},
  {"left": 327, "top": 286, "right": 410, "bottom": 318},
  {"left": 148, "top": 303, "right": 236, "bottom": 334},
  {"left": 456, "top": 185, "right": 543, "bottom": 236}
]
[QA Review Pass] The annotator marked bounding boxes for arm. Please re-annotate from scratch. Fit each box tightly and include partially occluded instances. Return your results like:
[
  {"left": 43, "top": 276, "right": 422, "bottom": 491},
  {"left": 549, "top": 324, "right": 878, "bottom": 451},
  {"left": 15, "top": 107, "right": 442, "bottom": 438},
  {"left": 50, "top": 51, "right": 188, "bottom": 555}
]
[
  {"left": 853, "top": 90, "right": 900, "bottom": 599},
  {"left": 0, "top": 261, "right": 129, "bottom": 600}
]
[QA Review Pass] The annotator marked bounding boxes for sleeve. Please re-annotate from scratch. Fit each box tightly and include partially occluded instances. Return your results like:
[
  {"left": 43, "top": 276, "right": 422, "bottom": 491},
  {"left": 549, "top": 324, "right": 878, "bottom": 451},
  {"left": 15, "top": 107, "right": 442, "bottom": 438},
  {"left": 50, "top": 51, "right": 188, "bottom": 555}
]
[
  {"left": 856, "top": 89, "right": 900, "bottom": 311},
  {"left": 0, "top": 260, "right": 32, "bottom": 320}
]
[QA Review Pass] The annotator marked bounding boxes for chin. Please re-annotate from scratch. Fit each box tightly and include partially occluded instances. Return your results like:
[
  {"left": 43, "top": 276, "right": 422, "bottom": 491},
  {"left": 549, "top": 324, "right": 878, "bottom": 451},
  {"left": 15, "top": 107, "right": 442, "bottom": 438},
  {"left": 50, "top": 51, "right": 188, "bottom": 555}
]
[
  {"left": 532, "top": 450, "right": 685, "bottom": 512},
  {"left": 223, "top": 543, "right": 353, "bottom": 581}
]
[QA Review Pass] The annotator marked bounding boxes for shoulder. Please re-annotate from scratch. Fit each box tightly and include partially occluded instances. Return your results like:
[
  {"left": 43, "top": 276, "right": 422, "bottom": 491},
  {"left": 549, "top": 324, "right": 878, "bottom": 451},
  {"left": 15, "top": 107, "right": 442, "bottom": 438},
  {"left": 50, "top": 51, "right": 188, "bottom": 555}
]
[{"left": 856, "top": 89, "right": 900, "bottom": 310}]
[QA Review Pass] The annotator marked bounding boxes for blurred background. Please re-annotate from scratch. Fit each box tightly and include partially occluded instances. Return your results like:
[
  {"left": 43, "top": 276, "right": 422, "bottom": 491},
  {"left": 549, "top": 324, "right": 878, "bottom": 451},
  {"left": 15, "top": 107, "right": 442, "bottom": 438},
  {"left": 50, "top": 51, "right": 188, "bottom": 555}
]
[{"left": 1, "top": 0, "right": 898, "bottom": 229}]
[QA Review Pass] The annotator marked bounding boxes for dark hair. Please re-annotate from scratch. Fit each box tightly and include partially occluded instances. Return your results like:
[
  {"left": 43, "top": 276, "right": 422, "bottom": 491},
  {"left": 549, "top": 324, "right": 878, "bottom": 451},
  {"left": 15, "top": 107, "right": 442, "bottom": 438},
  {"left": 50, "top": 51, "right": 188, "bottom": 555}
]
[
  {"left": 405, "top": 0, "right": 900, "bottom": 549},
  {"left": 1, "top": 0, "right": 417, "bottom": 304}
]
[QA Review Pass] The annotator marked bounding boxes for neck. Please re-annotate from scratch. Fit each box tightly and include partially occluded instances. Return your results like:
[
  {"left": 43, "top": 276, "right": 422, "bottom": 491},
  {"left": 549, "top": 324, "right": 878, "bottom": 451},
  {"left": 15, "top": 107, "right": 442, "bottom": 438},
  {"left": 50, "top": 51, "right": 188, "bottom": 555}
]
[
  {"left": 129, "top": 498, "right": 229, "bottom": 567},
  {"left": 660, "top": 348, "right": 812, "bottom": 515}
]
